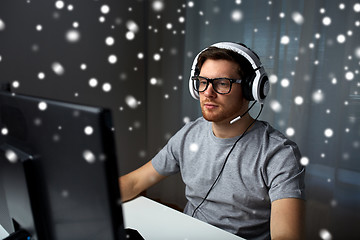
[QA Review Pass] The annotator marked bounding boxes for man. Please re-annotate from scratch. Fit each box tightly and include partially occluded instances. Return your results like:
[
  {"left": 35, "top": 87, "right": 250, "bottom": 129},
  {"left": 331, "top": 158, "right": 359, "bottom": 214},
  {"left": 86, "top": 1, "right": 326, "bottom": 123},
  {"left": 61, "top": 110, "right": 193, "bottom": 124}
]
[{"left": 119, "top": 42, "right": 305, "bottom": 240}]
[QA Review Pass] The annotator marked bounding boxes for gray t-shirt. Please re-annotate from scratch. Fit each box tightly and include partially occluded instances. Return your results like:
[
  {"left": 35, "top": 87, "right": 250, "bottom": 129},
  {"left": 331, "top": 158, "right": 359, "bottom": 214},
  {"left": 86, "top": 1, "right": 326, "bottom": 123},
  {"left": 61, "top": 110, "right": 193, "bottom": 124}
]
[{"left": 152, "top": 117, "right": 305, "bottom": 240}]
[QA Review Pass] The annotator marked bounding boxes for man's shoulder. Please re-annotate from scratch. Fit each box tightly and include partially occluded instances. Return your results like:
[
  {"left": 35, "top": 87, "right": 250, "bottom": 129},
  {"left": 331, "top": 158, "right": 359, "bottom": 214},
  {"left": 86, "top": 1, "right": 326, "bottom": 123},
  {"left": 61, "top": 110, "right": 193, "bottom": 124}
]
[
  {"left": 191, "top": 116, "right": 208, "bottom": 125},
  {"left": 182, "top": 116, "right": 208, "bottom": 130},
  {"left": 171, "top": 117, "right": 209, "bottom": 140},
  {"left": 251, "top": 121, "right": 300, "bottom": 152},
  {"left": 254, "top": 121, "right": 289, "bottom": 141}
]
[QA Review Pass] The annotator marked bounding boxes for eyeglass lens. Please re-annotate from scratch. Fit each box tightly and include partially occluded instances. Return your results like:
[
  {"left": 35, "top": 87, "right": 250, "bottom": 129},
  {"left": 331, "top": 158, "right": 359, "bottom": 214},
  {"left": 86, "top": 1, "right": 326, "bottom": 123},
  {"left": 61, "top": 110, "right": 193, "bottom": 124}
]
[{"left": 194, "top": 77, "right": 231, "bottom": 94}]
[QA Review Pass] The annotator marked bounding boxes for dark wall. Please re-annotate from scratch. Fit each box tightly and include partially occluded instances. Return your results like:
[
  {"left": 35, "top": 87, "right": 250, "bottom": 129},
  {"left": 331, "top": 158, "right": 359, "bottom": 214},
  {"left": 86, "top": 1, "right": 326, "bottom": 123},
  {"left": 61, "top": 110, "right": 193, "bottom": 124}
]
[
  {"left": 0, "top": 0, "right": 188, "bottom": 214},
  {"left": 1, "top": 0, "right": 146, "bottom": 175}
]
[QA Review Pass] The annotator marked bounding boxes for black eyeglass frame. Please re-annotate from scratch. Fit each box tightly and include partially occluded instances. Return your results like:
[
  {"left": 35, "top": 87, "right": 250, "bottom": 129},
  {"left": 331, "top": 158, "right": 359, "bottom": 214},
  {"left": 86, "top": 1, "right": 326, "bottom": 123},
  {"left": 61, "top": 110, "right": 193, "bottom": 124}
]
[{"left": 191, "top": 76, "right": 242, "bottom": 95}]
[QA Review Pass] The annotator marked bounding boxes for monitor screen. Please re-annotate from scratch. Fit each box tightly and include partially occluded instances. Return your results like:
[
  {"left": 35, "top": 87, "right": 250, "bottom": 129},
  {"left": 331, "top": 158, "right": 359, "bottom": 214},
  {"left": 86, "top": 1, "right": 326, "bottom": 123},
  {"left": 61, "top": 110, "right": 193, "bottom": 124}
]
[{"left": 0, "top": 90, "right": 125, "bottom": 240}]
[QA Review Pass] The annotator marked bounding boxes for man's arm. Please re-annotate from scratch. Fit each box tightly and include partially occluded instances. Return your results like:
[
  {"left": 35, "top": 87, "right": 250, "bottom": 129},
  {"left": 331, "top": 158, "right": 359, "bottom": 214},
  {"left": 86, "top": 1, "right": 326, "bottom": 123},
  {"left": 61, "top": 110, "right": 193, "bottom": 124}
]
[
  {"left": 270, "top": 198, "right": 306, "bottom": 240},
  {"left": 119, "top": 160, "right": 167, "bottom": 202}
]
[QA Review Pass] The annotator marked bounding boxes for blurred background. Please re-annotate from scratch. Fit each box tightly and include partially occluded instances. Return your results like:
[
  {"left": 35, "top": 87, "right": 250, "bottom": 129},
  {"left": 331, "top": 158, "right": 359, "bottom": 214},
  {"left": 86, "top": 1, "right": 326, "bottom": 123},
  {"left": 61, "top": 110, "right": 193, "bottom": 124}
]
[{"left": 0, "top": 0, "right": 359, "bottom": 239}]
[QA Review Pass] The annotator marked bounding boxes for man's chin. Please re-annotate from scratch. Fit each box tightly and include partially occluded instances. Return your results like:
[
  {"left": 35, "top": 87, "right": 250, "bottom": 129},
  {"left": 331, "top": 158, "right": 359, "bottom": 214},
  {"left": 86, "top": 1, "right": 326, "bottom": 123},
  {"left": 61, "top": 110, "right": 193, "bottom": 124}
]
[
  {"left": 202, "top": 113, "right": 217, "bottom": 122},
  {"left": 202, "top": 113, "right": 227, "bottom": 123},
  {"left": 202, "top": 111, "right": 240, "bottom": 124}
]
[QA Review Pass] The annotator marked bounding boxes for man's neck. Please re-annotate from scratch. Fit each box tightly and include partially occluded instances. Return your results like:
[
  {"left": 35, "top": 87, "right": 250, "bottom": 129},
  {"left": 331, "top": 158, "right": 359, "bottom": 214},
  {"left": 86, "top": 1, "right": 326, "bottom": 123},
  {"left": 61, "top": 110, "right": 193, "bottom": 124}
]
[{"left": 211, "top": 113, "right": 254, "bottom": 139}]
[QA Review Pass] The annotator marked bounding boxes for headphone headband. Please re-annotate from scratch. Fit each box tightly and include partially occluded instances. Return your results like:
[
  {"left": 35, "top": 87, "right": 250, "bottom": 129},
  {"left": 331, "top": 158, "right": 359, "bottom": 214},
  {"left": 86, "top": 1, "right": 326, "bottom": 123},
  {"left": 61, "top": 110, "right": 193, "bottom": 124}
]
[
  {"left": 210, "top": 42, "right": 261, "bottom": 70},
  {"left": 189, "top": 42, "right": 269, "bottom": 103}
]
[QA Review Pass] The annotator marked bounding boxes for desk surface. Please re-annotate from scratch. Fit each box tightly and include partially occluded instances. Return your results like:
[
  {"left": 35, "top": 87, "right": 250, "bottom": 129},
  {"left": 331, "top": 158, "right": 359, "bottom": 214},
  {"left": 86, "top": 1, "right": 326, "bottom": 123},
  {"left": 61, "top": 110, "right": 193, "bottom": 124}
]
[
  {"left": 123, "top": 196, "right": 244, "bottom": 240},
  {"left": 0, "top": 197, "right": 244, "bottom": 240},
  {"left": 0, "top": 224, "right": 7, "bottom": 239}
]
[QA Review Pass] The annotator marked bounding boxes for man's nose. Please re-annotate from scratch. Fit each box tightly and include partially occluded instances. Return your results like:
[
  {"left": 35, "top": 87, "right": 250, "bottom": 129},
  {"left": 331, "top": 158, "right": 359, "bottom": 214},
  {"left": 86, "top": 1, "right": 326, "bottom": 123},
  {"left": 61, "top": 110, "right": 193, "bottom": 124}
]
[{"left": 203, "top": 82, "right": 217, "bottom": 98}]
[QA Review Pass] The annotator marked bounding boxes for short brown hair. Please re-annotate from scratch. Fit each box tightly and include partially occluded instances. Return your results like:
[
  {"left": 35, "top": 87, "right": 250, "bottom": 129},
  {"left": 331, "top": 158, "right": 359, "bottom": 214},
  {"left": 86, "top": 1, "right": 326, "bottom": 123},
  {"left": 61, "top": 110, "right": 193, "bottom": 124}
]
[{"left": 195, "top": 45, "right": 255, "bottom": 80}]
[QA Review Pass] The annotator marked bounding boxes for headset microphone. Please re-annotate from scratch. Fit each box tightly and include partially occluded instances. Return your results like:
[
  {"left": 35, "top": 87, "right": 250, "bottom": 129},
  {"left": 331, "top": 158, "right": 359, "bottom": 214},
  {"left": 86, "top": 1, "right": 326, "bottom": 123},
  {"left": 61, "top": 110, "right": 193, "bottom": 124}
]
[{"left": 230, "top": 101, "right": 257, "bottom": 124}]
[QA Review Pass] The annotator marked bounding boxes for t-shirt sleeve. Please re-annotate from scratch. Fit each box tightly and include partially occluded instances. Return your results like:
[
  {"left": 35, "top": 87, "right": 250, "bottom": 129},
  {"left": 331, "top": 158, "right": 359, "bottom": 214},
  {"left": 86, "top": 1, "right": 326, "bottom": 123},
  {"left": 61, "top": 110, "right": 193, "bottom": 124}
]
[
  {"left": 151, "top": 123, "right": 190, "bottom": 176},
  {"left": 151, "top": 140, "right": 180, "bottom": 176},
  {"left": 265, "top": 139, "right": 306, "bottom": 202}
]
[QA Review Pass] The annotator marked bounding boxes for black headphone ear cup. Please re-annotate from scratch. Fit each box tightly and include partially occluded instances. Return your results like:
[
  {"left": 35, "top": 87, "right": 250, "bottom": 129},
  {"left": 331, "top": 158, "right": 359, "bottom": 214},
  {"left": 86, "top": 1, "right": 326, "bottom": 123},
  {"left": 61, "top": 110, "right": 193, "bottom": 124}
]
[{"left": 241, "top": 72, "right": 255, "bottom": 101}]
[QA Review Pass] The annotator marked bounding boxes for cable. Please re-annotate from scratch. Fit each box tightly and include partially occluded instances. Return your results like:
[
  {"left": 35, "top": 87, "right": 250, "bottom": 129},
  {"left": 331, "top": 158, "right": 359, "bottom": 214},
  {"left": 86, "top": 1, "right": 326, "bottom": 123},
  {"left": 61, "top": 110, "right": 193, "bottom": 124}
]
[
  {"left": 192, "top": 103, "right": 264, "bottom": 217},
  {"left": 230, "top": 101, "right": 257, "bottom": 124}
]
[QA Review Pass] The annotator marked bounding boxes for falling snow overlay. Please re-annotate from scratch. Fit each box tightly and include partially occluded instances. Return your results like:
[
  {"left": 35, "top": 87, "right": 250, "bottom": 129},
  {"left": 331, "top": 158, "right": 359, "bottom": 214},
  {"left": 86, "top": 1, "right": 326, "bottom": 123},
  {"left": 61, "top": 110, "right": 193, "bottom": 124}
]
[{"left": 0, "top": 0, "right": 359, "bottom": 238}]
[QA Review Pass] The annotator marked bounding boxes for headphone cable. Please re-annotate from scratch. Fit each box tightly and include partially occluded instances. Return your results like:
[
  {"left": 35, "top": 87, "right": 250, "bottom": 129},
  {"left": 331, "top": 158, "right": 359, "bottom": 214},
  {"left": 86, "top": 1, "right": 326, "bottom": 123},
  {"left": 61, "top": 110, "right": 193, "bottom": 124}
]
[{"left": 192, "top": 103, "right": 264, "bottom": 217}]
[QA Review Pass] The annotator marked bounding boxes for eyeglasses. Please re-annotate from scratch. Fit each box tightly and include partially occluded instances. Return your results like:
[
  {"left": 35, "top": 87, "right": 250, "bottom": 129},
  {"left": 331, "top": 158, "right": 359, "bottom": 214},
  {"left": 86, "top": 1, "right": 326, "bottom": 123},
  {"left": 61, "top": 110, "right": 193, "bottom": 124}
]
[{"left": 191, "top": 76, "right": 242, "bottom": 94}]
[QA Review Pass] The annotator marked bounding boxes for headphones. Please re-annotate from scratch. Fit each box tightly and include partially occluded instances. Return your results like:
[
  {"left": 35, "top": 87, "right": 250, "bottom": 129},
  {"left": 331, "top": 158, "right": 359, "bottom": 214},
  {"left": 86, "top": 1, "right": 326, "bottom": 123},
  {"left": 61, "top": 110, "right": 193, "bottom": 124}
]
[{"left": 189, "top": 42, "right": 270, "bottom": 103}]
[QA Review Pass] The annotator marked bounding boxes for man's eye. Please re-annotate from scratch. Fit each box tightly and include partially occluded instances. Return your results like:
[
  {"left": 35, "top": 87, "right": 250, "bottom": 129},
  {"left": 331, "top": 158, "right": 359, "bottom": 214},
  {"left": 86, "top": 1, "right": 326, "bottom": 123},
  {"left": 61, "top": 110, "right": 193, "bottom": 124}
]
[{"left": 217, "top": 80, "right": 230, "bottom": 87}]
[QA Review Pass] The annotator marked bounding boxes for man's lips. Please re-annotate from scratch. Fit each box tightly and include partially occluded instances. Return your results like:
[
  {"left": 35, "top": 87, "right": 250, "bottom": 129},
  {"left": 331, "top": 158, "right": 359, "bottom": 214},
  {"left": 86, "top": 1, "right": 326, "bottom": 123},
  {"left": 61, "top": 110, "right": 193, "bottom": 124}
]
[{"left": 203, "top": 102, "right": 219, "bottom": 109}]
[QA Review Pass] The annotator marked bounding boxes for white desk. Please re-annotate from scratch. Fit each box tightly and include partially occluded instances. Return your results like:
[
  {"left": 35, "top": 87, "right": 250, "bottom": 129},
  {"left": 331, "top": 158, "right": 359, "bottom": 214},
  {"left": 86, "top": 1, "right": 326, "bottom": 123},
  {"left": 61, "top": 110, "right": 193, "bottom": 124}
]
[
  {"left": 123, "top": 196, "right": 244, "bottom": 240},
  {"left": 0, "top": 224, "right": 8, "bottom": 239},
  {"left": 0, "top": 197, "right": 244, "bottom": 240}
]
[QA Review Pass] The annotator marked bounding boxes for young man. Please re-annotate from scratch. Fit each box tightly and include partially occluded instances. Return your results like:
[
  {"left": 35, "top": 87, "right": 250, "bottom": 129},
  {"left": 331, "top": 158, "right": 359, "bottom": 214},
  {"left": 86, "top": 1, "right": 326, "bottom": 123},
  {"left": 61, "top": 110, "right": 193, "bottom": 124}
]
[{"left": 119, "top": 42, "right": 305, "bottom": 240}]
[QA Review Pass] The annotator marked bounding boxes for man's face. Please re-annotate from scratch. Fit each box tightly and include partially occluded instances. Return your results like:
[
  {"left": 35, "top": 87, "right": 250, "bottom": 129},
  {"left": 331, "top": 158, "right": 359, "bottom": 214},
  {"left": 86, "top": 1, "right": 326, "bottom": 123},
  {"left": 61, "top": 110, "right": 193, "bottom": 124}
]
[{"left": 199, "top": 59, "right": 248, "bottom": 124}]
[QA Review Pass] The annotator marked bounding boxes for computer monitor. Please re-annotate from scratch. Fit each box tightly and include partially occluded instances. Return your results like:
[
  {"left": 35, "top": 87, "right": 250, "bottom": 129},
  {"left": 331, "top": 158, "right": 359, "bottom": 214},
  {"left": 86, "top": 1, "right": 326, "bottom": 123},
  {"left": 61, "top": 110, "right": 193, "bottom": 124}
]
[{"left": 0, "top": 90, "right": 125, "bottom": 240}]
